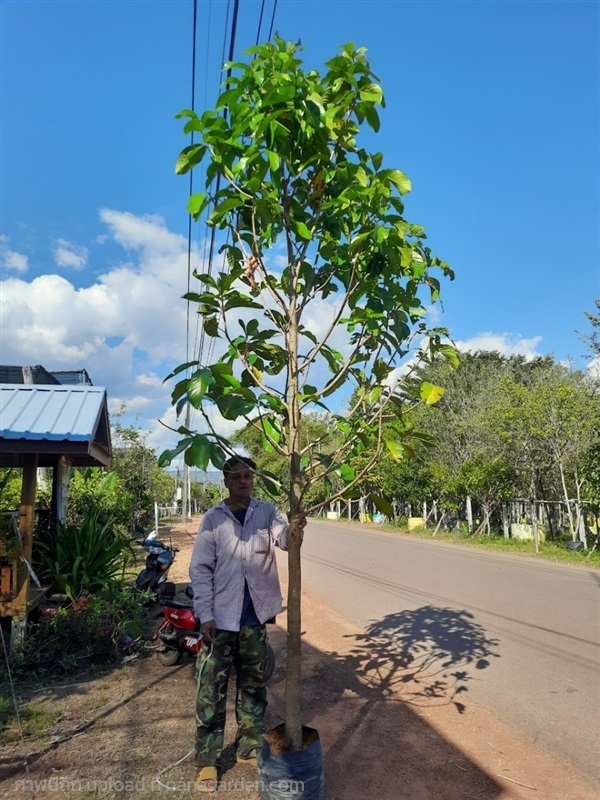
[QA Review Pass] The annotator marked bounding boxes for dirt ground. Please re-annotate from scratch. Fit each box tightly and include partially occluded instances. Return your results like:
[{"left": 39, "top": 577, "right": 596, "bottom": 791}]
[{"left": 0, "top": 516, "right": 596, "bottom": 800}]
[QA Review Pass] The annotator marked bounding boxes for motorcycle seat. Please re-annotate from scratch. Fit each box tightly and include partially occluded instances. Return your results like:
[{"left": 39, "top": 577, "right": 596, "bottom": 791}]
[{"left": 162, "top": 598, "right": 193, "bottom": 610}]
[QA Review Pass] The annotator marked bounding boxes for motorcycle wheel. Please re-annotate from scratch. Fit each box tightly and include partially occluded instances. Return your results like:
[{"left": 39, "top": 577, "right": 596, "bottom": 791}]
[
  {"left": 135, "top": 568, "right": 155, "bottom": 593},
  {"left": 157, "top": 647, "right": 182, "bottom": 666},
  {"left": 156, "top": 624, "right": 182, "bottom": 666},
  {"left": 263, "top": 643, "right": 275, "bottom": 682}
]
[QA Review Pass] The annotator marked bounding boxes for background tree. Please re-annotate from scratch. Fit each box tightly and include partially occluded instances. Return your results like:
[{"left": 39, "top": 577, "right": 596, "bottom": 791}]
[
  {"left": 161, "top": 39, "right": 454, "bottom": 747},
  {"left": 581, "top": 298, "right": 600, "bottom": 357},
  {"left": 190, "top": 480, "right": 222, "bottom": 511},
  {"left": 112, "top": 421, "right": 175, "bottom": 526}
]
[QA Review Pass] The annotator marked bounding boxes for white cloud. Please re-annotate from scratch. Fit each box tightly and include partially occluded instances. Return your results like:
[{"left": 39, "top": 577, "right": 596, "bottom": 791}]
[
  {"left": 0, "top": 210, "right": 197, "bottom": 450},
  {"left": 455, "top": 332, "right": 544, "bottom": 359},
  {"left": 109, "top": 395, "right": 152, "bottom": 412},
  {"left": 136, "top": 372, "right": 165, "bottom": 388},
  {"left": 53, "top": 237, "right": 89, "bottom": 270},
  {"left": 0, "top": 235, "right": 29, "bottom": 273}
]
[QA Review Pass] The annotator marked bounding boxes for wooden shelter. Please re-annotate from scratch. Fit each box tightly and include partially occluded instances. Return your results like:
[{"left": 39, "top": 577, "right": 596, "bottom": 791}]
[{"left": 0, "top": 366, "right": 111, "bottom": 640}]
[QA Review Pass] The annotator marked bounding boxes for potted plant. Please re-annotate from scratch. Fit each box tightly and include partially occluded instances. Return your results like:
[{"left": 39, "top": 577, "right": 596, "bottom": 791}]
[{"left": 162, "top": 39, "right": 453, "bottom": 797}]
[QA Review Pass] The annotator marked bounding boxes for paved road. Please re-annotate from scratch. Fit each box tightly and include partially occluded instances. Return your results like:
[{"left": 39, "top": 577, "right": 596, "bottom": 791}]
[{"left": 284, "top": 520, "right": 600, "bottom": 784}]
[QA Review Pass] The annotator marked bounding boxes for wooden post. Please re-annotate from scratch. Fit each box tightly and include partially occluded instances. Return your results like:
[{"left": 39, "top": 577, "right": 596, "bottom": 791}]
[
  {"left": 11, "top": 454, "right": 38, "bottom": 650},
  {"left": 52, "top": 456, "right": 72, "bottom": 524}
]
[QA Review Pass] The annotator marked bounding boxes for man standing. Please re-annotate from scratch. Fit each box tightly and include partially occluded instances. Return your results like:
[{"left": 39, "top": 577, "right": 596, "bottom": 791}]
[{"left": 190, "top": 455, "right": 304, "bottom": 792}]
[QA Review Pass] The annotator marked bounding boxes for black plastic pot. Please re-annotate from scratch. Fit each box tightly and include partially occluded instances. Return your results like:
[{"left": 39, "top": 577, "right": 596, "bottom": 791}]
[{"left": 257, "top": 726, "right": 324, "bottom": 800}]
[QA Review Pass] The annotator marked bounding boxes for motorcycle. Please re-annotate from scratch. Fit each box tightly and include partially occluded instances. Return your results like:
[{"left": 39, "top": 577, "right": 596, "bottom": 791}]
[
  {"left": 135, "top": 538, "right": 179, "bottom": 599},
  {"left": 154, "top": 583, "right": 276, "bottom": 681}
]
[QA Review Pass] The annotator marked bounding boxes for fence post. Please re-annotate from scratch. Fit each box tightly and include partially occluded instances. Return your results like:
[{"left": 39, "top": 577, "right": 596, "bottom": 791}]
[{"left": 502, "top": 504, "right": 509, "bottom": 538}]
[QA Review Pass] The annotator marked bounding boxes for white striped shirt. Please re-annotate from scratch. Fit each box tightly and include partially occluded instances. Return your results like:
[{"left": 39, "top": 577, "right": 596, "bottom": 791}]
[{"left": 189, "top": 499, "right": 289, "bottom": 631}]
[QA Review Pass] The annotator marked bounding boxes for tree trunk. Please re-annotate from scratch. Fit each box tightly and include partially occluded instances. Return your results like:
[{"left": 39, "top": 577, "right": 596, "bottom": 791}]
[
  {"left": 284, "top": 267, "right": 304, "bottom": 750},
  {"left": 558, "top": 460, "right": 576, "bottom": 540},
  {"left": 530, "top": 471, "right": 539, "bottom": 555},
  {"left": 466, "top": 495, "right": 473, "bottom": 534},
  {"left": 284, "top": 514, "right": 303, "bottom": 749},
  {"left": 502, "top": 503, "right": 509, "bottom": 539}
]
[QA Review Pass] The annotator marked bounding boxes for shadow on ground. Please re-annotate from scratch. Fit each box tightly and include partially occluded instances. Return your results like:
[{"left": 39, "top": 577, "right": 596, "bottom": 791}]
[{"left": 264, "top": 605, "right": 503, "bottom": 800}]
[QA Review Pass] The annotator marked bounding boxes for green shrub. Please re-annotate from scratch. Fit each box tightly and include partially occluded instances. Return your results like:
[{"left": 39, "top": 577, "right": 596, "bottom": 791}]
[
  {"left": 9, "top": 586, "right": 146, "bottom": 670},
  {"left": 36, "top": 505, "right": 134, "bottom": 600}
]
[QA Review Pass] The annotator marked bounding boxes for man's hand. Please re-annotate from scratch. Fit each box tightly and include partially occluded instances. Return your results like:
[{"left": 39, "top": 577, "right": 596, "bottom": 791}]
[
  {"left": 200, "top": 620, "right": 217, "bottom": 644},
  {"left": 288, "top": 509, "right": 307, "bottom": 538}
]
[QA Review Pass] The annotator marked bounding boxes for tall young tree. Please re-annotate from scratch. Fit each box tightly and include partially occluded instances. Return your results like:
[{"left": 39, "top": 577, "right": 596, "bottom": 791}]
[{"left": 161, "top": 40, "right": 454, "bottom": 748}]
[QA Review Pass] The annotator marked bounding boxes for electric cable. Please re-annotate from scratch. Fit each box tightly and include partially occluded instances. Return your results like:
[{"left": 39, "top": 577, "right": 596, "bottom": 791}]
[
  {"left": 195, "top": 0, "right": 240, "bottom": 377},
  {"left": 268, "top": 0, "right": 278, "bottom": 40},
  {"left": 256, "top": 0, "right": 266, "bottom": 45},
  {"left": 185, "top": 0, "right": 199, "bottom": 367}
]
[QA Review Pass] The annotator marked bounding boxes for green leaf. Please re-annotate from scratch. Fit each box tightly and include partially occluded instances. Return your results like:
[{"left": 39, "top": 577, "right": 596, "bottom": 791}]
[
  {"left": 163, "top": 360, "right": 200, "bottom": 381},
  {"left": 257, "top": 469, "right": 281, "bottom": 496},
  {"left": 407, "top": 431, "right": 438, "bottom": 447},
  {"left": 359, "top": 83, "right": 383, "bottom": 103},
  {"left": 209, "top": 445, "right": 226, "bottom": 470},
  {"left": 158, "top": 437, "right": 193, "bottom": 468},
  {"left": 187, "top": 193, "right": 208, "bottom": 217},
  {"left": 211, "top": 363, "right": 241, "bottom": 389},
  {"left": 339, "top": 464, "right": 355, "bottom": 484},
  {"left": 440, "top": 345, "right": 460, "bottom": 368},
  {"left": 420, "top": 382, "right": 445, "bottom": 405},
  {"left": 203, "top": 317, "right": 219, "bottom": 337},
  {"left": 187, "top": 368, "right": 215, "bottom": 409},
  {"left": 171, "top": 378, "right": 189, "bottom": 405},
  {"left": 295, "top": 220, "right": 312, "bottom": 240},
  {"left": 175, "top": 144, "right": 206, "bottom": 175},
  {"left": 185, "top": 435, "right": 211, "bottom": 470},
  {"left": 263, "top": 416, "right": 281, "bottom": 445},
  {"left": 380, "top": 168, "right": 412, "bottom": 195},
  {"left": 385, "top": 440, "right": 404, "bottom": 461},
  {"left": 372, "top": 494, "right": 394, "bottom": 517}
]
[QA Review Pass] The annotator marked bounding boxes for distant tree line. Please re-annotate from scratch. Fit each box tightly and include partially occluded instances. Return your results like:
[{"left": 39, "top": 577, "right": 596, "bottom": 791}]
[{"left": 235, "top": 349, "right": 600, "bottom": 539}]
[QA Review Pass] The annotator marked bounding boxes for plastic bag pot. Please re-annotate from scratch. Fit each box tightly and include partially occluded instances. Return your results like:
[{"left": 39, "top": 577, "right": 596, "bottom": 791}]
[{"left": 257, "top": 725, "right": 324, "bottom": 800}]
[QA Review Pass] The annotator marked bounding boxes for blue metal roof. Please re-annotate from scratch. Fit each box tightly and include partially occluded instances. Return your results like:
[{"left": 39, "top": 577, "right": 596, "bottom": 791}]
[{"left": 0, "top": 384, "right": 108, "bottom": 442}]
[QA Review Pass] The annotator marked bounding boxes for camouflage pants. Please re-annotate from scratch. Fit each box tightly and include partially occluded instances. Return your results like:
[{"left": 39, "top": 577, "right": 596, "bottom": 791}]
[{"left": 194, "top": 625, "right": 267, "bottom": 767}]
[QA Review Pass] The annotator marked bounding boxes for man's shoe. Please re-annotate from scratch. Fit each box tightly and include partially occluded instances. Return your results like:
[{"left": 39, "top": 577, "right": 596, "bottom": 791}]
[
  {"left": 196, "top": 766, "right": 218, "bottom": 793},
  {"left": 236, "top": 750, "right": 258, "bottom": 766}
]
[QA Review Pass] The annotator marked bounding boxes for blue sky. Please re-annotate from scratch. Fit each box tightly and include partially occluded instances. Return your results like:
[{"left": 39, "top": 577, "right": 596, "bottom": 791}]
[{"left": 1, "top": 0, "right": 598, "bottom": 455}]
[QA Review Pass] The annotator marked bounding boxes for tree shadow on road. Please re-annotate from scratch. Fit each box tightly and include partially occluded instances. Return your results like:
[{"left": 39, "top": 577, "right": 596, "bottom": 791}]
[
  {"left": 344, "top": 605, "right": 501, "bottom": 713},
  {"left": 265, "top": 606, "right": 504, "bottom": 800}
]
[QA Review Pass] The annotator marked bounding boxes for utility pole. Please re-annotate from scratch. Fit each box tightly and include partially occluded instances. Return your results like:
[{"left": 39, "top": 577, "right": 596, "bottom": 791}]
[{"left": 181, "top": 402, "right": 191, "bottom": 525}]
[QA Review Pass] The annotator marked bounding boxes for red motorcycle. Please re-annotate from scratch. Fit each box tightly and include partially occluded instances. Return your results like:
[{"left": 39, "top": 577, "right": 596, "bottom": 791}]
[{"left": 154, "top": 584, "right": 275, "bottom": 680}]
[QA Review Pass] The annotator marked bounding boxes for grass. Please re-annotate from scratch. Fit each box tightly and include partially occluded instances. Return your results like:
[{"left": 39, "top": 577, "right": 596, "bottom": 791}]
[
  {"left": 0, "top": 692, "right": 13, "bottom": 725},
  {"left": 0, "top": 693, "right": 62, "bottom": 743},
  {"left": 383, "top": 522, "right": 600, "bottom": 567}
]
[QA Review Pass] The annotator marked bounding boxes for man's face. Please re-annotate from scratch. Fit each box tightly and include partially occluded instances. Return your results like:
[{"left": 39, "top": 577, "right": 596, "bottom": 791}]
[{"left": 224, "top": 463, "right": 254, "bottom": 502}]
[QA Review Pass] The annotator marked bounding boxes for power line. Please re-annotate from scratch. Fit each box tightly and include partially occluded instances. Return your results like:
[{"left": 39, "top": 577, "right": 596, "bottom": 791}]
[
  {"left": 268, "top": 0, "right": 278, "bottom": 40},
  {"left": 185, "top": 0, "right": 199, "bottom": 366},
  {"left": 256, "top": 0, "right": 266, "bottom": 46},
  {"left": 196, "top": 0, "right": 240, "bottom": 373}
]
